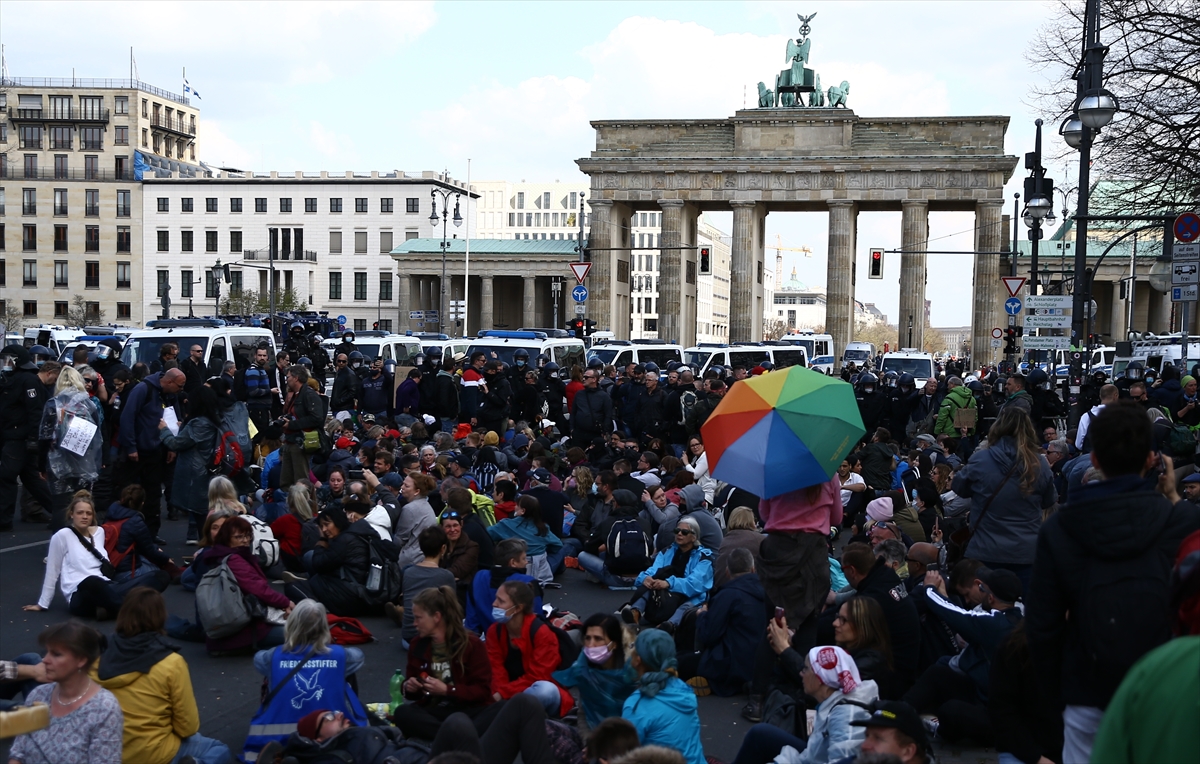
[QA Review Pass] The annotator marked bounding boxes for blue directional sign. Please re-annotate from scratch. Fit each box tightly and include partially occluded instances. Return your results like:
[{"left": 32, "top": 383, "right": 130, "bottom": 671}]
[
  {"left": 572, "top": 285, "right": 589, "bottom": 303},
  {"left": 336, "top": 315, "right": 347, "bottom": 325},
  {"left": 1004, "top": 297, "right": 1022, "bottom": 315}
]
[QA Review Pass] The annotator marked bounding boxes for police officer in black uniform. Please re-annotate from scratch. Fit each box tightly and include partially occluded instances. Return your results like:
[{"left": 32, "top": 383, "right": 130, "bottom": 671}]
[
  {"left": 0, "top": 346, "right": 56, "bottom": 530},
  {"left": 334, "top": 330, "right": 358, "bottom": 360}
]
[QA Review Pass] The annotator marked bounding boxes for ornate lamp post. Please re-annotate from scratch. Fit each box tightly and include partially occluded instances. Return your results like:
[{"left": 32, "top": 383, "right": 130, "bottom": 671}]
[{"left": 429, "top": 188, "right": 462, "bottom": 335}]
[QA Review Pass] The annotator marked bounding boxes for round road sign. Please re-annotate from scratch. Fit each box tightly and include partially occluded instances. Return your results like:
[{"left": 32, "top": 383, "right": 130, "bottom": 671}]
[
  {"left": 1175, "top": 212, "right": 1200, "bottom": 243},
  {"left": 991, "top": 327, "right": 1004, "bottom": 339},
  {"left": 571, "top": 285, "right": 589, "bottom": 303},
  {"left": 337, "top": 315, "right": 348, "bottom": 325}
]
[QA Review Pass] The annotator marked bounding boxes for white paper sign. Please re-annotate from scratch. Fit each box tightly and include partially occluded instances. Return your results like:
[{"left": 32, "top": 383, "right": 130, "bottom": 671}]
[
  {"left": 59, "top": 414, "right": 98, "bottom": 457},
  {"left": 162, "top": 407, "right": 180, "bottom": 436}
]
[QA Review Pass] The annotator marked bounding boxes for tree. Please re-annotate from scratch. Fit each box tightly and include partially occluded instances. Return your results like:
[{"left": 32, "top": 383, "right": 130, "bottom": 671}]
[
  {"left": 2, "top": 304, "right": 25, "bottom": 336},
  {"left": 854, "top": 320, "right": 899, "bottom": 351},
  {"left": 1028, "top": 0, "right": 1200, "bottom": 211},
  {"left": 65, "top": 296, "right": 105, "bottom": 327},
  {"left": 763, "top": 319, "right": 789, "bottom": 340},
  {"left": 221, "top": 288, "right": 261, "bottom": 316}
]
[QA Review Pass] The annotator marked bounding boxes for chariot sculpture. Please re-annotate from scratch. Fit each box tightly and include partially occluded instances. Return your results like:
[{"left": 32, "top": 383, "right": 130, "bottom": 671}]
[{"left": 756, "top": 12, "right": 849, "bottom": 110}]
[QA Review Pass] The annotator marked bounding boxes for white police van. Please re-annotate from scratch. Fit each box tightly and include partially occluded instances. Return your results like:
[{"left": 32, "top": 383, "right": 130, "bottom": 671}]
[
  {"left": 467, "top": 330, "right": 586, "bottom": 371},
  {"left": 682, "top": 342, "right": 808, "bottom": 376},
  {"left": 879, "top": 349, "right": 937, "bottom": 386},
  {"left": 587, "top": 339, "right": 684, "bottom": 370},
  {"left": 121, "top": 319, "right": 276, "bottom": 376}
]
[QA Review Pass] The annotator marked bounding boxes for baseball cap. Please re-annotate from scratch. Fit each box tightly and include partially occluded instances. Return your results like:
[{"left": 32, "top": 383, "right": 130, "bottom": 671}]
[
  {"left": 1183, "top": 472, "right": 1200, "bottom": 484},
  {"left": 452, "top": 453, "right": 473, "bottom": 468},
  {"left": 335, "top": 436, "right": 358, "bottom": 451},
  {"left": 529, "top": 467, "right": 553, "bottom": 484},
  {"left": 976, "top": 567, "right": 1023, "bottom": 603},
  {"left": 379, "top": 472, "right": 404, "bottom": 489},
  {"left": 850, "top": 701, "right": 928, "bottom": 752},
  {"left": 915, "top": 434, "right": 938, "bottom": 446}
]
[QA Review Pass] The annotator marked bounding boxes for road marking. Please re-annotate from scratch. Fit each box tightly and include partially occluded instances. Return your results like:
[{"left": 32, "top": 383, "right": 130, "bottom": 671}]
[{"left": 0, "top": 540, "right": 50, "bottom": 554}]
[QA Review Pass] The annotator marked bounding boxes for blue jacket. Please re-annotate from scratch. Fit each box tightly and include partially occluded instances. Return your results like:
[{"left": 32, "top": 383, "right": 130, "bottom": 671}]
[
  {"left": 622, "top": 678, "right": 705, "bottom": 764},
  {"left": 359, "top": 372, "right": 390, "bottom": 415},
  {"left": 553, "top": 652, "right": 638, "bottom": 728},
  {"left": 261, "top": 448, "right": 281, "bottom": 490},
  {"left": 394, "top": 378, "right": 421, "bottom": 415},
  {"left": 465, "top": 568, "right": 541, "bottom": 633},
  {"left": 118, "top": 373, "right": 174, "bottom": 453},
  {"left": 104, "top": 501, "right": 172, "bottom": 573},
  {"left": 636, "top": 544, "right": 714, "bottom": 608},
  {"left": 242, "top": 364, "right": 272, "bottom": 407},
  {"left": 924, "top": 588, "right": 1021, "bottom": 701},
  {"left": 695, "top": 572, "right": 769, "bottom": 696},
  {"left": 487, "top": 517, "right": 563, "bottom": 557}
]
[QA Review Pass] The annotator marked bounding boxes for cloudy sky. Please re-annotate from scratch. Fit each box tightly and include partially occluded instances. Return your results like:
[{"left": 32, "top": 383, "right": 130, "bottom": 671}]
[{"left": 2, "top": 0, "right": 1079, "bottom": 327}]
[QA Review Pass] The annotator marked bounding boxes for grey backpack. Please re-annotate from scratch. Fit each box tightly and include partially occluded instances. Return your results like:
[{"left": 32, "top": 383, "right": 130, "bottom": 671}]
[{"left": 196, "top": 558, "right": 253, "bottom": 639}]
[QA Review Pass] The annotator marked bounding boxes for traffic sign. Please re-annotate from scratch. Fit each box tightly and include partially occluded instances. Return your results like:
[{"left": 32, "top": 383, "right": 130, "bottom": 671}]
[
  {"left": 1004, "top": 297, "right": 1022, "bottom": 315},
  {"left": 1175, "top": 243, "right": 1200, "bottom": 261},
  {"left": 569, "top": 262, "right": 592, "bottom": 283},
  {"left": 337, "top": 315, "right": 347, "bottom": 325},
  {"left": 991, "top": 327, "right": 1004, "bottom": 339},
  {"left": 1024, "top": 315, "right": 1071, "bottom": 329},
  {"left": 1025, "top": 295, "right": 1072, "bottom": 309},
  {"left": 1023, "top": 336, "right": 1070, "bottom": 350},
  {"left": 1174, "top": 212, "right": 1200, "bottom": 243},
  {"left": 1172, "top": 262, "right": 1198, "bottom": 285},
  {"left": 991, "top": 338, "right": 1003, "bottom": 349},
  {"left": 574, "top": 304, "right": 586, "bottom": 315},
  {"left": 571, "top": 285, "right": 589, "bottom": 303},
  {"left": 1173, "top": 285, "right": 1198, "bottom": 302},
  {"left": 1001, "top": 276, "right": 1026, "bottom": 297},
  {"left": 423, "top": 310, "right": 439, "bottom": 319},
  {"left": 408, "top": 311, "right": 423, "bottom": 320}
]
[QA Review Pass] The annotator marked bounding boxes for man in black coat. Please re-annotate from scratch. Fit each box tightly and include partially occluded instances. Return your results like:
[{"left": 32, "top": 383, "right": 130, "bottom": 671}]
[
  {"left": 330, "top": 353, "right": 361, "bottom": 419},
  {"left": 842, "top": 542, "right": 922, "bottom": 692},
  {"left": 570, "top": 369, "right": 614, "bottom": 446},
  {"left": 1026, "top": 400, "right": 1200, "bottom": 762},
  {"left": 0, "top": 346, "right": 55, "bottom": 530}
]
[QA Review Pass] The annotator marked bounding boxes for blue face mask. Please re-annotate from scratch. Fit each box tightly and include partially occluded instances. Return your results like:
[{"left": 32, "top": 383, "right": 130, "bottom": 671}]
[
  {"left": 591, "top": 483, "right": 599, "bottom": 495},
  {"left": 491, "top": 606, "right": 512, "bottom": 624},
  {"left": 516, "top": 360, "right": 526, "bottom": 367}
]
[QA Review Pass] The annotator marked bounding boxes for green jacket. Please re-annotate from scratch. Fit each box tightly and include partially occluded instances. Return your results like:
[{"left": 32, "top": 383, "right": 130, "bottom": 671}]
[{"left": 935, "top": 385, "right": 977, "bottom": 435}]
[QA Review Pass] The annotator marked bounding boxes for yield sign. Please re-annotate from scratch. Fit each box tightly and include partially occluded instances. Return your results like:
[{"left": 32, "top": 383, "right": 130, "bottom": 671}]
[
  {"left": 1002, "top": 276, "right": 1026, "bottom": 298},
  {"left": 569, "top": 262, "right": 592, "bottom": 284}
]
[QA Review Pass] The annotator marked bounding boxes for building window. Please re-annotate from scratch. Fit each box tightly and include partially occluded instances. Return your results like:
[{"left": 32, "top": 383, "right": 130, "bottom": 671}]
[
  {"left": 617, "top": 259, "right": 629, "bottom": 284},
  {"left": 405, "top": 198, "right": 419, "bottom": 214},
  {"left": 50, "top": 127, "right": 72, "bottom": 150},
  {"left": 205, "top": 231, "right": 218, "bottom": 252},
  {"left": 85, "top": 189, "right": 99, "bottom": 217},
  {"left": 22, "top": 225, "right": 36, "bottom": 252},
  {"left": 114, "top": 126, "right": 129, "bottom": 145},
  {"left": 381, "top": 198, "right": 394, "bottom": 214},
  {"left": 328, "top": 272, "right": 342, "bottom": 300},
  {"left": 355, "top": 198, "right": 368, "bottom": 213},
  {"left": 54, "top": 301, "right": 68, "bottom": 318},
  {"left": 330, "top": 198, "right": 343, "bottom": 213},
  {"left": 205, "top": 271, "right": 218, "bottom": 298},
  {"left": 85, "top": 226, "right": 99, "bottom": 252},
  {"left": 354, "top": 272, "right": 367, "bottom": 300},
  {"left": 543, "top": 192, "right": 551, "bottom": 209},
  {"left": 378, "top": 319, "right": 392, "bottom": 333},
  {"left": 0, "top": 260, "right": 4, "bottom": 285},
  {"left": 229, "top": 270, "right": 242, "bottom": 295},
  {"left": 116, "top": 190, "right": 131, "bottom": 217},
  {"left": 22, "top": 154, "right": 37, "bottom": 179},
  {"left": 180, "top": 270, "right": 192, "bottom": 297},
  {"left": 115, "top": 96, "right": 128, "bottom": 115},
  {"left": 158, "top": 197, "right": 169, "bottom": 212},
  {"left": 81, "top": 128, "right": 103, "bottom": 151},
  {"left": 329, "top": 231, "right": 342, "bottom": 254},
  {"left": 22, "top": 189, "right": 35, "bottom": 215},
  {"left": 83, "top": 261, "right": 99, "bottom": 289},
  {"left": 353, "top": 319, "right": 366, "bottom": 332},
  {"left": 141, "top": 98, "right": 148, "bottom": 118},
  {"left": 23, "top": 259, "right": 36, "bottom": 286},
  {"left": 214, "top": 198, "right": 225, "bottom": 213},
  {"left": 279, "top": 198, "right": 292, "bottom": 213},
  {"left": 254, "top": 198, "right": 267, "bottom": 213},
  {"left": 157, "top": 230, "right": 169, "bottom": 252},
  {"left": 569, "top": 192, "right": 577, "bottom": 210},
  {"left": 157, "top": 270, "right": 169, "bottom": 297},
  {"left": 508, "top": 213, "right": 515, "bottom": 226},
  {"left": 644, "top": 318, "right": 658, "bottom": 332},
  {"left": 19, "top": 126, "right": 43, "bottom": 150},
  {"left": 141, "top": 128, "right": 148, "bottom": 147},
  {"left": 180, "top": 230, "right": 193, "bottom": 252},
  {"left": 116, "top": 302, "right": 131, "bottom": 319},
  {"left": 517, "top": 192, "right": 525, "bottom": 209},
  {"left": 354, "top": 231, "right": 367, "bottom": 254},
  {"left": 405, "top": 231, "right": 418, "bottom": 241},
  {"left": 230, "top": 231, "right": 242, "bottom": 252},
  {"left": 379, "top": 231, "right": 393, "bottom": 253},
  {"left": 181, "top": 197, "right": 193, "bottom": 212},
  {"left": 23, "top": 301, "right": 37, "bottom": 317},
  {"left": 305, "top": 198, "right": 317, "bottom": 213},
  {"left": 379, "top": 273, "right": 393, "bottom": 301},
  {"left": 116, "top": 262, "right": 131, "bottom": 289},
  {"left": 53, "top": 189, "right": 68, "bottom": 216},
  {"left": 54, "top": 261, "right": 68, "bottom": 287},
  {"left": 117, "top": 226, "right": 131, "bottom": 252}
]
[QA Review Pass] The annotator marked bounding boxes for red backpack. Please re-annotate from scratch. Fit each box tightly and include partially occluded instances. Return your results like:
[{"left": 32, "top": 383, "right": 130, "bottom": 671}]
[
  {"left": 101, "top": 518, "right": 133, "bottom": 572},
  {"left": 209, "top": 430, "right": 246, "bottom": 477},
  {"left": 327, "top": 614, "right": 373, "bottom": 645}
]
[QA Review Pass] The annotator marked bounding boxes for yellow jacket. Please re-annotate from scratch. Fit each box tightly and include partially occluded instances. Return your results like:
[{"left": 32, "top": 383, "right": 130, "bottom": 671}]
[{"left": 93, "top": 651, "right": 199, "bottom": 764}]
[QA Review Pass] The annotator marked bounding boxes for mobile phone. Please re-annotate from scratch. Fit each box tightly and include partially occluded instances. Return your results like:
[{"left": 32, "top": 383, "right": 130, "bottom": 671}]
[{"left": 774, "top": 607, "right": 785, "bottom": 627}]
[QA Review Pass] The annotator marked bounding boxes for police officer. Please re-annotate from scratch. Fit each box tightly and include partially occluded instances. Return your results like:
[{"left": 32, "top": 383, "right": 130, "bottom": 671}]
[
  {"left": 540, "top": 361, "right": 566, "bottom": 435},
  {"left": 855, "top": 371, "right": 888, "bottom": 433},
  {"left": 1115, "top": 361, "right": 1143, "bottom": 398},
  {"left": 508, "top": 348, "right": 532, "bottom": 386},
  {"left": 333, "top": 330, "right": 358, "bottom": 359},
  {"left": 0, "top": 346, "right": 56, "bottom": 530},
  {"left": 1028, "top": 367, "right": 1066, "bottom": 430}
]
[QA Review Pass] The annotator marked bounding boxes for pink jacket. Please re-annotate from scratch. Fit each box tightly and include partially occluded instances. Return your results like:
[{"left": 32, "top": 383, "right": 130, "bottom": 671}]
[{"left": 758, "top": 476, "right": 843, "bottom": 534}]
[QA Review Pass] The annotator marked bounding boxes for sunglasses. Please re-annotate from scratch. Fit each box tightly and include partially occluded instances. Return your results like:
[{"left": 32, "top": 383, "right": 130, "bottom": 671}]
[
  {"left": 336, "top": 359, "right": 347, "bottom": 364},
  {"left": 674, "top": 528, "right": 694, "bottom": 536}
]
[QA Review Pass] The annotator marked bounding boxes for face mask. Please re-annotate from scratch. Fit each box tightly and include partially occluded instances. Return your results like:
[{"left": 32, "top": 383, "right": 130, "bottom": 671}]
[
  {"left": 95, "top": 346, "right": 111, "bottom": 360},
  {"left": 583, "top": 644, "right": 614, "bottom": 664},
  {"left": 34, "top": 358, "right": 46, "bottom": 368},
  {"left": 550, "top": 372, "right": 559, "bottom": 379},
  {"left": 491, "top": 606, "right": 512, "bottom": 624},
  {"left": 0, "top": 357, "right": 13, "bottom": 374},
  {"left": 591, "top": 483, "right": 599, "bottom": 495},
  {"left": 864, "top": 386, "right": 874, "bottom": 394},
  {"left": 516, "top": 360, "right": 526, "bottom": 367}
]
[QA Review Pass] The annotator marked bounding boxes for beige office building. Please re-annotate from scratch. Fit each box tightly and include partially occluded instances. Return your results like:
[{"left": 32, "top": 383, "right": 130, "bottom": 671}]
[{"left": 1, "top": 76, "right": 202, "bottom": 328}]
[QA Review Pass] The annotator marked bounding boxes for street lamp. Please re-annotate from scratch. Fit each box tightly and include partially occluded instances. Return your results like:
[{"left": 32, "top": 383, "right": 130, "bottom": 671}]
[
  {"left": 1079, "top": 88, "right": 1119, "bottom": 129},
  {"left": 430, "top": 187, "right": 462, "bottom": 335},
  {"left": 210, "top": 260, "right": 226, "bottom": 316}
]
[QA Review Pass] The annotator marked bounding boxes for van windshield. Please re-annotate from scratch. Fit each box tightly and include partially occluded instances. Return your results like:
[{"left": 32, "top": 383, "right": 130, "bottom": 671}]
[
  {"left": 684, "top": 350, "right": 712, "bottom": 369},
  {"left": 772, "top": 349, "right": 806, "bottom": 368},
  {"left": 843, "top": 349, "right": 871, "bottom": 362},
  {"left": 121, "top": 336, "right": 208, "bottom": 367},
  {"left": 467, "top": 344, "right": 534, "bottom": 366},
  {"left": 588, "top": 348, "right": 621, "bottom": 364},
  {"left": 882, "top": 357, "right": 933, "bottom": 379},
  {"left": 638, "top": 348, "right": 682, "bottom": 368}
]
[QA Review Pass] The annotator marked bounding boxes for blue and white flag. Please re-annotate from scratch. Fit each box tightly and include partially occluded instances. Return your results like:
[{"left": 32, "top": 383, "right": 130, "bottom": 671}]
[{"left": 183, "top": 78, "right": 201, "bottom": 99}]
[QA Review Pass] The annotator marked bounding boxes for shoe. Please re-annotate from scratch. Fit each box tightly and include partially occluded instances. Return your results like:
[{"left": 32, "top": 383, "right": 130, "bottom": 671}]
[
  {"left": 153, "top": 536, "right": 167, "bottom": 545},
  {"left": 281, "top": 571, "right": 308, "bottom": 584},
  {"left": 564, "top": 556, "right": 582, "bottom": 570},
  {"left": 921, "top": 715, "right": 940, "bottom": 739},
  {"left": 687, "top": 676, "right": 711, "bottom": 697},
  {"left": 167, "top": 509, "right": 182, "bottom": 522},
  {"left": 94, "top": 607, "right": 112, "bottom": 622},
  {"left": 384, "top": 601, "right": 403, "bottom": 627},
  {"left": 620, "top": 605, "right": 641, "bottom": 626},
  {"left": 543, "top": 582, "right": 562, "bottom": 589},
  {"left": 741, "top": 694, "right": 764, "bottom": 723},
  {"left": 658, "top": 621, "right": 676, "bottom": 636},
  {"left": 185, "top": 538, "right": 198, "bottom": 546}
]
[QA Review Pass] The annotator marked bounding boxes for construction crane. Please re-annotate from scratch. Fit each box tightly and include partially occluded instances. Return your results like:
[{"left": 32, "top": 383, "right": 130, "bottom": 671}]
[{"left": 773, "top": 234, "right": 813, "bottom": 285}]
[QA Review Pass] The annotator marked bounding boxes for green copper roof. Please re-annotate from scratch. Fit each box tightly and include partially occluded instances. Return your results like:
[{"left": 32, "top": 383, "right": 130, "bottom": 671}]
[{"left": 390, "top": 238, "right": 587, "bottom": 256}]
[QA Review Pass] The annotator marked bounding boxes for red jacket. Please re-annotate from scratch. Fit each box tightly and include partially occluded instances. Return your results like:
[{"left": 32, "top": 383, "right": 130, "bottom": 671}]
[
  {"left": 403, "top": 634, "right": 493, "bottom": 708},
  {"left": 271, "top": 514, "right": 304, "bottom": 558},
  {"left": 486, "top": 616, "right": 573, "bottom": 716}
]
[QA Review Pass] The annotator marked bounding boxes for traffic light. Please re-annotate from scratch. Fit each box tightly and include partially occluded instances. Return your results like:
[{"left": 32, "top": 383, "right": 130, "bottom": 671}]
[
  {"left": 585, "top": 319, "right": 596, "bottom": 337},
  {"left": 372, "top": 322, "right": 380, "bottom": 330},
  {"left": 868, "top": 248, "right": 884, "bottom": 279},
  {"left": 1004, "top": 327, "right": 1017, "bottom": 354},
  {"left": 699, "top": 247, "right": 712, "bottom": 275},
  {"left": 567, "top": 318, "right": 585, "bottom": 339}
]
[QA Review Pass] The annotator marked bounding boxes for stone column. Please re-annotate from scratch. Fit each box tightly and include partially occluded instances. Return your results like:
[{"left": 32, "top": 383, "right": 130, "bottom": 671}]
[
  {"left": 899, "top": 200, "right": 929, "bottom": 350},
  {"left": 523, "top": 276, "right": 537, "bottom": 328},
  {"left": 396, "top": 274, "right": 411, "bottom": 332},
  {"left": 480, "top": 275, "right": 494, "bottom": 332},
  {"left": 826, "top": 201, "right": 858, "bottom": 358},
  {"left": 658, "top": 200, "right": 685, "bottom": 344},
  {"left": 679, "top": 202, "right": 700, "bottom": 349},
  {"left": 730, "top": 201, "right": 766, "bottom": 344},
  {"left": 971, "top": 199, "right": 1005, "bottom": 364},
  {"left": 1110, "top": 280, "right": 1127, "bottom": 341}
]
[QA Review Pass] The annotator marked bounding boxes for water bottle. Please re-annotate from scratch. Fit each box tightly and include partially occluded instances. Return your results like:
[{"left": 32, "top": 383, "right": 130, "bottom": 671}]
[{"left": 388, "top": 669, "right": 405, "bottom": 713}]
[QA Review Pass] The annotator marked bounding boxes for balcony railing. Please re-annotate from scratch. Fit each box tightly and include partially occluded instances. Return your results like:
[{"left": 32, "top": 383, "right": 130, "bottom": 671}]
[
  {"left": 8, "top": 106, "right": 110, "bottom": 123},
  {"left": 151, "top": 115, "right": 196, "bottom": 137},
  {"left": 0, "top": 77, "right": 190, "bottom": 105},
  {"left": 243, "top": 249, "right": 319, "bottom": 262},
  {"left": 15, "top": 167, "right": 134, "bottom": 182}
]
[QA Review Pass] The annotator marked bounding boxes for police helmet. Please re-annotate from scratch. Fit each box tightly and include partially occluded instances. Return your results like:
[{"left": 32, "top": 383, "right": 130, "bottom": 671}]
[
  {"left": 513, "top": 349, "right": 530, "bottom": 363},
  {"left": 297, "top": 356, "right": 313, "bottom": 369},
  {"left": 1092, "top": 369, "right": 1108, "bottom": 384},
  {"left": 1028, "top": 368, "right": 1049, "bottom": 386},
  {"left": 858, "top": 371, "right": 878, "bottom": 387},
  {"left": 587, "top": 358, "right": 604, "bottom": 370},
  {"left": 1125, "top": 361, "right": 1143, "bottom": 380},
  {"left": 666, "top": 361, "right": 682, "bottom": 373},
  {"left": 544, "top": 361, "right": 560, "bottom": 374},
  {"left": 644, "top": 361, "right": 660, "bottom": 374},
  {"left": 898, "top": 373, "right": 915, "bottom": 388},
  {"left": 425, "top": 346, "right": 443, "bottom": 358},
  {"left": 966, "top": 379, "right": 985, "bottom": 393},
  {"left": 536, "top": 353, "right": 551, "bottom": 367},
  {"left": 760, "top": 361, "right": 775, "bottom": 371},
  {"left": 29, "top": 345, "right": 52, "bottom": 366},
  {"left": 343, "top": 331, "right": 355, "bottom": 342},
  {"left": 289, "top": 322, "right": 306, "bottom": 336},
  {"left": 348, "top": 350, "right": 365, "bottom": 366},
  {"left": 383, "top": 359, "right": 397, "bottom": 374}
]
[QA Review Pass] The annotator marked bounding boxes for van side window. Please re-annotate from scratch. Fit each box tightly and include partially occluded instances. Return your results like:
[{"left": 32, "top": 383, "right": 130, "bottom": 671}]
[
  {"left": 381, "top": 344, "right": 393, "bottom": 361},
  {"left": 207, "top": 338, "right": 228, "bottom": 375},
  {"left": 773, "top": 350, "right": 805, "bottom": 368},
  {"left": 615, "top": 351, "right": 632, "bottom": 368},
  {"left": 231, "top": 335, "right": 261, "bottom": 370},
  {"left": 730, "top": 351, "right": 769, "bottom": 368},
  {"left": 555, "top": 345, "right": 585, "bottom": 371}
]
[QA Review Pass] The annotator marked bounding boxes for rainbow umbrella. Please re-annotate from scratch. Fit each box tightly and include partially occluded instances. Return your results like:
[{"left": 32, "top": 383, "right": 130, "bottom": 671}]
[{"left": 700, "top": 365, "right": 864, "bottom": 499}]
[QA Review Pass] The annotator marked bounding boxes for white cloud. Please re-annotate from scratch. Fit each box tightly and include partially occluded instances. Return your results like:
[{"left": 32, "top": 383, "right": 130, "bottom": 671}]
[{"left": 196, "top": 119, "right": 257, "bottom": 169}]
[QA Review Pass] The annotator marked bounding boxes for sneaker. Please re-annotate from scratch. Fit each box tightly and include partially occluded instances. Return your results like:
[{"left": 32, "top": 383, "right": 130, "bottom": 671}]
[
  {"left": 564, "top": 556, "right": 582, "bottom": 570},
  {"left": 185, "top": 538, "right": 199, "bottom": 546},
  {"left": 687, "top": 676, "right": 712, "bottom": 696},
  {"left": 620, "top": 605, "right": 641, "bottom": 626},
  {"left": 741, "top": 695, "right": 764, "bottom": 723},
  {"left": 153, "top": 536, "right": 168, "bottom": 545},
  {"left": 281, "top": 571, "right": 308, "bottom": 584},
  {"left": 543, "top": 582, "right": 562, "bottom": 589},
  {"left": 384, "top": 601, "right": 403, "bottom": 627},
  {"left": 921, "top": 715, "right": 940, "bottom": 739}
]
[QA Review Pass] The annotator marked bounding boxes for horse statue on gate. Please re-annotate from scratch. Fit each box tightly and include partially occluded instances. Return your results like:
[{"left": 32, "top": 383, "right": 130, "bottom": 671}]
[{"left": 827, "top": 81, "right": 850, "bottom": 108}]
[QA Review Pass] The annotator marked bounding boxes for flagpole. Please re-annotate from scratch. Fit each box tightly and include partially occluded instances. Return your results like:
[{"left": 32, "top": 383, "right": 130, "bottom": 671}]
[{"left": 464, "top": 158, "right": 471, "bottom": 338}]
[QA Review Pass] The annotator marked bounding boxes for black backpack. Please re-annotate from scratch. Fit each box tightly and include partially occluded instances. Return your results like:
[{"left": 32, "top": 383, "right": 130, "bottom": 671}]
[{"left": 606, "top": 517, "right": 652, "bottom": 576}]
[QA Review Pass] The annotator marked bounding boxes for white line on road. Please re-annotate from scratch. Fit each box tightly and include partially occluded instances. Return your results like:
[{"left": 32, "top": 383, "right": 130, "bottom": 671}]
[{"left": 0, "top": 540, "right": 50, "bottom": 554}]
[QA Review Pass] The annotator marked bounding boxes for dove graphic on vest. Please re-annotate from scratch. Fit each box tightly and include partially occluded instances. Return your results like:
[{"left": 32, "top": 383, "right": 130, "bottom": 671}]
[{"left": 291, "top": 670, "right": 324, "bottom": 709}]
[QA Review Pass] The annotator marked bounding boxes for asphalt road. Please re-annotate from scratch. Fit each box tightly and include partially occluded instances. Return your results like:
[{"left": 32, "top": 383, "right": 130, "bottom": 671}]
[{"left": 0, "top": 516, "right": 756, "bottom": 762}]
